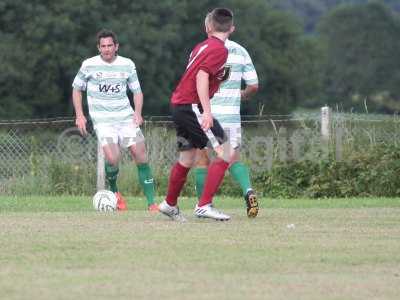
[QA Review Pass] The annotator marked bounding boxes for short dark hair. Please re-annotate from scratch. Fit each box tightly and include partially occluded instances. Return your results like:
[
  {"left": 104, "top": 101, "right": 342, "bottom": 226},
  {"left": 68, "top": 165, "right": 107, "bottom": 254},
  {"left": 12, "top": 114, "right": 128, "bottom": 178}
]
[
  {"left": 96, "top": 29, "right": 118, "bottom": 45},
  {"left": 209, "top": 8, "right": 233, "bottom": 32}
]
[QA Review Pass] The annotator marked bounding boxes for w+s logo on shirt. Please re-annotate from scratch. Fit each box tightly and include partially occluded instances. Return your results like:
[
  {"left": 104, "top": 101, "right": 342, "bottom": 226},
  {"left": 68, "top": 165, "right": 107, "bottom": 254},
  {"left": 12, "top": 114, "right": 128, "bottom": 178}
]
[{"left": 98, "top": 84, "right": 121, "bottom": 93}]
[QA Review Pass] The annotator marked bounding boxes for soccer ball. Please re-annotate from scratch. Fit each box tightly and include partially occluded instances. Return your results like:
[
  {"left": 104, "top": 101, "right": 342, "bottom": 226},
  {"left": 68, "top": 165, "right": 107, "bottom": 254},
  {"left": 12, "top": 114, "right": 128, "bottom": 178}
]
[{"left": 92, "top": 190, "right": 117, "bottom": 212}]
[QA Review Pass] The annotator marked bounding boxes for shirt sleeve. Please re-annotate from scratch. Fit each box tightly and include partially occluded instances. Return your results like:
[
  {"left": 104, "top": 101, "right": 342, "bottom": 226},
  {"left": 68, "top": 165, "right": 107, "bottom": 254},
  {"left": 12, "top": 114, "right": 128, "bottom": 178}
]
[
  {"left": 127, "top": 61, "right": 142, "bottom": 94},
  {"left": 72, "top": 62, "right": 89, "bottom": 91},
  {"left": 199, "top": 47, "right": 228, "bottom": 76},
  {"left": 242, "top": 49, "right": 258, "bottom": 85}
]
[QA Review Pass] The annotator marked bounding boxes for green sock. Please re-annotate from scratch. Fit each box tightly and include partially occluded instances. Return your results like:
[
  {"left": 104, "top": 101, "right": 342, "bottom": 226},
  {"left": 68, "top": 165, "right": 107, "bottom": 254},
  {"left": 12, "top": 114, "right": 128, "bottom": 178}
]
[
  {"left": 229, "top": 162, "right": 252, "bottom": 196},
  {"left": 137, "top": 163, "right": 155, "bottom": 206},
  {"left": 105, "top": 161, "right": 119, "bottom": 193},
  {"left": 194, "top": 167, "right": 207, "bottom": 199}
]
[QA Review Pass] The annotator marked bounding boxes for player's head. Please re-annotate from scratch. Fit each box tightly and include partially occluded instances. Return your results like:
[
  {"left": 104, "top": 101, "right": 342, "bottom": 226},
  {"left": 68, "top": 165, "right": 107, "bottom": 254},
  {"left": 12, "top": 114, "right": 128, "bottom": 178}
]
[
  {"left": 96, "top": 29, "right": 119, "bottom": 62},
  {"left": 205, "top": 8, "right": 234, "bottom": 34}
]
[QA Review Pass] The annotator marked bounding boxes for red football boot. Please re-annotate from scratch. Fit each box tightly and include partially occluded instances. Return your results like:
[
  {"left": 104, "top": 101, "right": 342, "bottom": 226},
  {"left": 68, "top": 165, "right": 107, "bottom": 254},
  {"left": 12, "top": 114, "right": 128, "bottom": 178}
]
[
  {"left": 115, "top": 192, "right": 128, "bottom": 211},
  {"left": 148, "top": 203, "right": 159, "bottom": 213}
]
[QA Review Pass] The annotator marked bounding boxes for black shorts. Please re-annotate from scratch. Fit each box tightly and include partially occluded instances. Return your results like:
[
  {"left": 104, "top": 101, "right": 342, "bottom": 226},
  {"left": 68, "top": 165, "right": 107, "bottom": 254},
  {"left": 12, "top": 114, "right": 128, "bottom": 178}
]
[{"left": 171, "top": 104, "right": 227, "bottom": 151}]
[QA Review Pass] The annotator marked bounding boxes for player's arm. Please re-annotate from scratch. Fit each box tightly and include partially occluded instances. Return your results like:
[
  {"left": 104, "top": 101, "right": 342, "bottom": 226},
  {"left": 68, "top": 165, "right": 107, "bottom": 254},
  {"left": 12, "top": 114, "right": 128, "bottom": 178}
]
[
  {"left": 241, "top": 49, "right": 258, "bottom": 101},
  {"left": 127, "top": 61, "right": 144, "bottom": 126},
  {"left": 241, "top": 84, "right": 258, "bottom": 101},
  {"left": 133, "top": 92, "right": 144, "bottom": 126},
  {"left": 72, "top": 88, "right": 87, "bottom": 136},
  {"left": 197, "top": 47, "right": 228, "bottom": 130},
  {"left": 196, "top": 70, "right": 213, "bottom": 130}
]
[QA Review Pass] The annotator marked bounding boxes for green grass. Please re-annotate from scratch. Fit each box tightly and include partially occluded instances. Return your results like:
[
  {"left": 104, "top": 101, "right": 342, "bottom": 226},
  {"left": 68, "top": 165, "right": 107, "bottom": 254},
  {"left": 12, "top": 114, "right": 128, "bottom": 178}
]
[{"left": 1, "top": 196, "right": 400, "bottom": 300}]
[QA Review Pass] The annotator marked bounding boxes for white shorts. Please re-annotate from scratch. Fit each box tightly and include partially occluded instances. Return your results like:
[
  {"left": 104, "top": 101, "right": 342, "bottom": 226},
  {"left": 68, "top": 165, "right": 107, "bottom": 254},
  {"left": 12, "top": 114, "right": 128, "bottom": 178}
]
[
  {"left": 95, "top": 121, "right": 144, "bottom": 148},
  {"left": 193, "top": 109, "right": 242, "bottom": 149},
  {"left": 222, "top": 123, "right": 241, "bottom": 149}
]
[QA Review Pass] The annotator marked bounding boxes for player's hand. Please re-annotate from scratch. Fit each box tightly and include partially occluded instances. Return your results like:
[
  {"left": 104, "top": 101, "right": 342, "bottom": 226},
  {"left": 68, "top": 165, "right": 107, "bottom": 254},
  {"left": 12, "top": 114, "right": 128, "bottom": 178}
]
[
  {"left": 240, "top": 90, "right": 250, "bottom": 101},
  {"left": 75, "top": 115, "right": 87, "bottom": 136},
  {"left": 201, "top": 112, "right": 213, "bottom": 131},
  {"left": 133, "top": 112, "right": 143, "bottom": 126}
]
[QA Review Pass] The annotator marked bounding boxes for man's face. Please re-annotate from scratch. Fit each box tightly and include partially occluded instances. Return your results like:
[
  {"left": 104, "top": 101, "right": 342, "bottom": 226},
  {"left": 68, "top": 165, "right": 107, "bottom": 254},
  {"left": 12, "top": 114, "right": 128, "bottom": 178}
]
[{"left": 98, "top": 37, "right": 119, "bottom": 62}]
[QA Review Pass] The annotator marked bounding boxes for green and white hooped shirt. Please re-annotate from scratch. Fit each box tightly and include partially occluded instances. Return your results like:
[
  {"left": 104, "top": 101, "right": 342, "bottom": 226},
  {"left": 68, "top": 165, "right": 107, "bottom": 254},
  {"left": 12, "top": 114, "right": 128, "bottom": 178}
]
[
  {"left": 72, "top": 55, "right": 141, "bottom": 126},
  {"left": 211, "top": 40, "right": 258, "bottom": 124}
]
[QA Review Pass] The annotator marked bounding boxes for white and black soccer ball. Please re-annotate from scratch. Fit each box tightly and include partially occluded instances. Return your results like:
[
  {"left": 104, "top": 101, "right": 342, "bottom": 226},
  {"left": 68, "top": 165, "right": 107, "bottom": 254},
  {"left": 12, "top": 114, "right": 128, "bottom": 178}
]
[{"left": 92, "top": 190, "right": 117, "bottom": 212}]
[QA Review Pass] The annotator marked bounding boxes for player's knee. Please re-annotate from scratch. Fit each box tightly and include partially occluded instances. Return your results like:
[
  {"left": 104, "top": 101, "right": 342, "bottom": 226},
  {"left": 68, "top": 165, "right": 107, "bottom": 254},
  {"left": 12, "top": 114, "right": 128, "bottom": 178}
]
[
  {"left": 215, "top": 144, "right": 234, "bottom": 163},
  {"left": 106, "top": 157, "right": 119, "bottom": 166},
  {"left": 133, "top": 147, "right": 147, "bottom": 160},
  {"left": 129, "top": 142, "right": 148, "bottom": 163},
  {"left": 179, "top": 157, "right": 195, "bottom": 168},
  {"left": 195, "top": 150, "right": 210, "bottom": 167},
  {"left": 134, "top": 153, "right": 148, "bottom": 164},
  {"left": 178, "top": 150, "right": 197, "bottom": 168}
]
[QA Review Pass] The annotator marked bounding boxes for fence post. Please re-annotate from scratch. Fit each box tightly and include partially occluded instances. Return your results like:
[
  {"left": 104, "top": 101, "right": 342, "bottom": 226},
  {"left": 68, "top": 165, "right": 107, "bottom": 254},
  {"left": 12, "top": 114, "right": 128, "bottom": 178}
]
[
  {"left": 96, "top": 141, "right": 105, "bottom": 191},
  {"left": 335, "top": 125, "right": 343, "bottom": 161},
  {"left": 321, "top": 106, "right": 332, "bottom": 141},
  {"left": 278, "top": 126, "right": 287, "bottom": 162}
]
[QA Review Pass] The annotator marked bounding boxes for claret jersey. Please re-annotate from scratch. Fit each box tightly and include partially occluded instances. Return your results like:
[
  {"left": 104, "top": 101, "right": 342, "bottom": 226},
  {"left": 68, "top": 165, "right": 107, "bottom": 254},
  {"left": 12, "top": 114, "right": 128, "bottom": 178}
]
[{"left": 171, "top": 36, "right": 229, "bottom": 105}]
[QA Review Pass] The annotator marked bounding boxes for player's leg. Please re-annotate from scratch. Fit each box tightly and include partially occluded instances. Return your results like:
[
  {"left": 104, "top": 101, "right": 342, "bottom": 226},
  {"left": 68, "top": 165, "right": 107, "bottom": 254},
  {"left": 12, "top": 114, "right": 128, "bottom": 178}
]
[
  {"left": 103, "top": 143, "right": 121, "bottom": 193},
  {"left": 104, "top": 147, "right": 127, "bottom": 211},
  {"left": 198, "top": 139, "right": 234, "bottom": 207},
  {"left": 194, "top": 115, "right": 234, "bottom": 220},
  {"left": 225, "top": 125, "right": 251, "bottom": 193},
  {"left": 159, "top": 149, "right": 196, "bottom": 222},
  {"left": 128, "top": 141, "right": 157, "bottom": 211},
  {"left": 229, "top": 150, "right": 258, "bottom": 218},
  {"left": 159, "top": 104, "right": 199, "bottom": 221},
  {"left": 121, "top": 122, "right": 157, "bottom": 211},
  {"left": 166, "top": 148, "right": 197, "bottom": 206},
  {"left": 194, "top": 149, "right": 210, "bottom": 198},
  {"left": 96, "top": 124, "right": 120, "bottom": 193},
  {"left": 229, "top": 149, "right": 251, "bottom": 193},
  {"left": 96, "top": 124, "right": 127, "bottom": 210},
  {"left": 225, "top": 124, "right": 259, "bottom": 217}
]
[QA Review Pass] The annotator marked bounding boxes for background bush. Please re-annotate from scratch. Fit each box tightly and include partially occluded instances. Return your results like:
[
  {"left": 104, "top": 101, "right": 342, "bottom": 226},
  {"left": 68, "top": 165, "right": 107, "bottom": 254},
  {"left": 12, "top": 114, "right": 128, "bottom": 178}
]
[
  {"left": 2, "top": 115, "right": 400, "bottom": 198},
  {"left": 4, "top": 142, "right": 399, "bottom": 199},
  {"left": 253, "top": 144, "right": 400, "bottom": 198}
]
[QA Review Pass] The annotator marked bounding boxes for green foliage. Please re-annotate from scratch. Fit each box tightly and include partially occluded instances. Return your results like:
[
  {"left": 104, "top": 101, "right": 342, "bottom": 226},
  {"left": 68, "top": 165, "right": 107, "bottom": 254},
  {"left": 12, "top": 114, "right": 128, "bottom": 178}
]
[
  {"left": 254, "top": 160, "right": 315, "bottom": 198},
  {"left": 4, "top": 141, "right": 400, "bottom": 198},
  {"left": 318, "top": 1, "right": 400, "bottom": 112},
  {"left": 1, "top": 0, "right": 400, "bottom": 116},
  {"left": 254, "top": 144, "right": 400, "bottom": 198},
  {"left": 235, "top": 4, "right": 315, "bottom": 114},
  {"left": 0, "top": 0, "right": 323, "bottom": 117},
  {"left": 274, "top": 0, "right": 400, "bottom": 32},
  {"left": 48, "top": 160, "right": 96, "bottom": 195}
]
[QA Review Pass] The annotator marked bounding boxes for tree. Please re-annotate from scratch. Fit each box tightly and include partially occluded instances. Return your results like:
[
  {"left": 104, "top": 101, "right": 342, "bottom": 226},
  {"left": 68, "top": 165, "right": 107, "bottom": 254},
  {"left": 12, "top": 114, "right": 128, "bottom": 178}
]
[
  {"left": 0, "top": 0, "right": 320, "bottom": 118},
  {"left": 318, "top": 1, "right": 400, "bottom": 112},
  {"left": 273, "top": 0, "right": 400, "bottom": 32},
  {"left": 226, "top": 0, "right": 322, "bottom": 114}
]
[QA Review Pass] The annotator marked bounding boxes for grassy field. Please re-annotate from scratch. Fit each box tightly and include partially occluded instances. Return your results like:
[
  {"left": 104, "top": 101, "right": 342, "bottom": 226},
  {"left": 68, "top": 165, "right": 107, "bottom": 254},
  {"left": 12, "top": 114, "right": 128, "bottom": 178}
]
[{"left": 0, "top": 196, "right": 399, "bottom": 300}]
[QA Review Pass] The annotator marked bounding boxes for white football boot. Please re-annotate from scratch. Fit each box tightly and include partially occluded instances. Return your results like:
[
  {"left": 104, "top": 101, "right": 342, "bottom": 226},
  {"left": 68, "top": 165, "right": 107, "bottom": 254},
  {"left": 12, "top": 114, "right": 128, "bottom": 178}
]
[
  {"left": 194, "top": 204, "right": 230, "bottom": 221},
  {"left": 158, "top": 200, "right": 187, "bottom": 222}
]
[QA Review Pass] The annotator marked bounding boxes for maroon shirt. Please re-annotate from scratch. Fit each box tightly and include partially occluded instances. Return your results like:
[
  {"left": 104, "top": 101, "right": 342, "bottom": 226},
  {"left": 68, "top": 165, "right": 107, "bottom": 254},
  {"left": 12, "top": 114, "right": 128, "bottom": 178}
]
[{"left": 171, "top": 36, "right": 228, "bottom": 105}]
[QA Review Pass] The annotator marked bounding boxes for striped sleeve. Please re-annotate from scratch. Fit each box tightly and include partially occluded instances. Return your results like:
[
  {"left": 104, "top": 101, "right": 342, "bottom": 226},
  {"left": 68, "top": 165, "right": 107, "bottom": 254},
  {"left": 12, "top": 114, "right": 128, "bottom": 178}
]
[
  {"left": 72, "top": 63, "right": 89, "bottom": 91},
  {"left": 127, "top": 61, "right": 142, "bottom": 94},
  {"left": 242, "top": 49, "right": 258, "bottom": 85}
]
